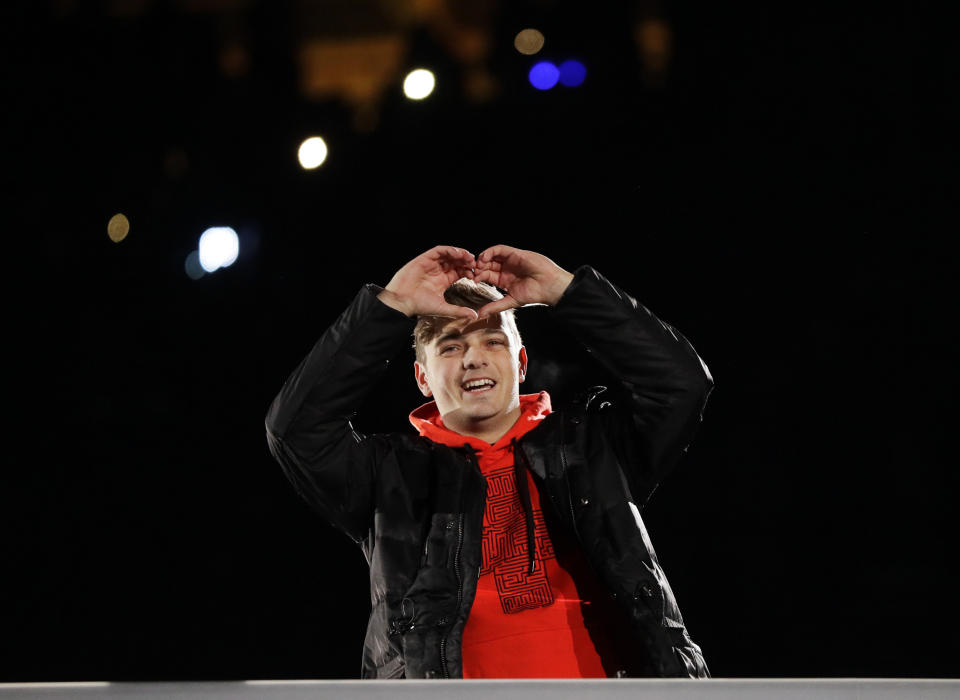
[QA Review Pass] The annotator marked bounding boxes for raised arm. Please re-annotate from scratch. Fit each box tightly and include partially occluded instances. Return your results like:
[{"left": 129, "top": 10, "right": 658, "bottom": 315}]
[
  {"left": 474, "top": 245, "right": 713, "bottom": 509},
  {"left": 265, "top": 246, "right": 478, "bottom": 542}
]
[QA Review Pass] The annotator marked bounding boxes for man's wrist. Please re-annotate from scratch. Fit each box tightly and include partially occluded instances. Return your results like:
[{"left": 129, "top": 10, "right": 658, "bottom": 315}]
[
  {"left": 546, "top": 269, "right": 575, "bottom": 306},
  {"left": 376, "top": 288, "right": 415, "bottom": 317}
]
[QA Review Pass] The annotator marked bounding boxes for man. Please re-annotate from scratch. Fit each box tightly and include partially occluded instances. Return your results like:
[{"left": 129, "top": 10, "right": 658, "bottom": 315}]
[{"left": 265, "top": 245, "right": 713, "bottom": 679}]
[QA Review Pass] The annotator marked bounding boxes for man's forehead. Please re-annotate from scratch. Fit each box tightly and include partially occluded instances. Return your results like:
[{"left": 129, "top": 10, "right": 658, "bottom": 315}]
[{"left": 434, "top": 314, "right": 508, "bottom": 340}]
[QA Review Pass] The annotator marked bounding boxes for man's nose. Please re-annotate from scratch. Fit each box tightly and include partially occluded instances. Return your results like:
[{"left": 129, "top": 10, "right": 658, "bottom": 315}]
[{"left": 461, "top": 344, "right": 487, "bottom": 368}]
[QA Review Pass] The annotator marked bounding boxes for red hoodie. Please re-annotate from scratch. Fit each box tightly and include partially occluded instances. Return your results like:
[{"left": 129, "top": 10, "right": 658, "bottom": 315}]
[{"left": 409, "top": 392, "right": 617, "bottom": 678}]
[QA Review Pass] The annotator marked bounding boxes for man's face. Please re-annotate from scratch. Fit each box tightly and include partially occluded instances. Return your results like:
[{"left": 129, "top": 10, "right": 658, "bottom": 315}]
[{"left": 414, "top": 313, "right": 527, "bottom": 430}]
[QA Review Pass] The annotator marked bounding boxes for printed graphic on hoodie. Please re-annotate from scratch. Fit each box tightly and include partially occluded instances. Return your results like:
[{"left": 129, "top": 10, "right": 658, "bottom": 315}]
[{"left": 482, "top": 463, "right": 555, "bottom": 612}]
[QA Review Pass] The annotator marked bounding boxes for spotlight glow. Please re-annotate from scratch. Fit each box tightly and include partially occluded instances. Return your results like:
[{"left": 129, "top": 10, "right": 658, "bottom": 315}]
[
  {"left": 528, "top": 61, "right": 559, "bottom": 90},
  {"left": 198, "top": 227, "right": 239, "bottom": 273},
  {"left": 403, "top": 68, "right": 436, "bottom": 100},
  {"left": 298, "top": 137, "right": 328, "bottom": 170}
]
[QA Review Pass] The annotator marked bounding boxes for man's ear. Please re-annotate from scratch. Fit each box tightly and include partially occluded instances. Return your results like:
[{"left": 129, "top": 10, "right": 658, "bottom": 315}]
[
  {"left": 518, "top": 346, "right": 528, "bottom": 383},
  {"left": 414, "top": 361, "right": 433, "bottom": 397}
]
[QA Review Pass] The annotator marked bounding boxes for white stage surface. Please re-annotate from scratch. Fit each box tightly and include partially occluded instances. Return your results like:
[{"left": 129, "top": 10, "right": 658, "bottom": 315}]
[{"left": 1, "top": 679, "right": 959, "bottom": 700}]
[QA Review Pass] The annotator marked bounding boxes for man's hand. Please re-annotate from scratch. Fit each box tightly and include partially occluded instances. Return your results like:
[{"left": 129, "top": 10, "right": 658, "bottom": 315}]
[
  {"left": 473, "top": 245, "right": 574, "bottom": 318},
  {"left": 378, "top": 246, "right": 479, "bottom": 319}
]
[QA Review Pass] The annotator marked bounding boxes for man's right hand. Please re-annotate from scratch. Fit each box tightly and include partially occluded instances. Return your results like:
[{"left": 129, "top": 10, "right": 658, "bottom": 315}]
[{"left": 377, "top": 246, "right": 479, "bottom": 319}]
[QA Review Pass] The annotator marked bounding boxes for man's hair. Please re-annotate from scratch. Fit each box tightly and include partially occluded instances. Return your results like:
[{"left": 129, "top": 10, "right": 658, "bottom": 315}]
[{"left": 413, "top": 280, "right": 523, "bottom": 365}]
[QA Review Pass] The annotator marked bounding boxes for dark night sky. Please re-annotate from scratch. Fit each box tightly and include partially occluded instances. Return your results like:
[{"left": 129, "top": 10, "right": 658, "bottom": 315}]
[{"left": 3, "top": 0, "right": 956, "bottom": 682}]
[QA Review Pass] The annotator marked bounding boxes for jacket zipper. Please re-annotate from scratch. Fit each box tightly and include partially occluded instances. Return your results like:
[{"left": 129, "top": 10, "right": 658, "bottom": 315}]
[
  {"left": 392, "top": 511, "right": 465, "bottom": 641},
  {"left": 439, "top": 510, "right": 464, "bottom": 678}
]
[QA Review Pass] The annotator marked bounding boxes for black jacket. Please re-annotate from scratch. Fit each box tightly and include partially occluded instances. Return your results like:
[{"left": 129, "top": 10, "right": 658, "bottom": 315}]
[{"left": 265, "top": 265, "right": 714, "bottom": 679}]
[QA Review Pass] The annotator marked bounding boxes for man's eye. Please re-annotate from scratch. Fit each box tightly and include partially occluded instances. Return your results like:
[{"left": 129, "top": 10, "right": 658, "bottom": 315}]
[
  {"left": 440, "top": 345, "right": 458, "bottom": 354},
  {"left": 488, "top": 339, "right": 504, "bottom": 346}
]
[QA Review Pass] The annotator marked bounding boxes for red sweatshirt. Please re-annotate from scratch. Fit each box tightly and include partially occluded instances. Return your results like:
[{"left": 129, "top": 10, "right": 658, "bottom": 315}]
[{"left": 409, "top": 392, "right": 618, "bottom": 678}]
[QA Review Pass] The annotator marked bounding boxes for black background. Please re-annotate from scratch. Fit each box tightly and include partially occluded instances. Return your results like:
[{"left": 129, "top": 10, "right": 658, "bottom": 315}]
[{"left": 3, "top": 0, "right": 956, "bottom": 681}]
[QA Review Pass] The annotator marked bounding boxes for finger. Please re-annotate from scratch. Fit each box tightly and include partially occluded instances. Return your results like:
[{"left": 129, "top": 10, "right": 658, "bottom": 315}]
[
  {"left": 427, "top": 245, "right": 475, "bottom": 267},
  {"left": 440, "top": 262, "right": 472, "bottom": 280},
  {"left": 473, "top": 268, "right": 516, "bottom": 290},
  {"left": 434, "top": 302, "right": 479, "bottom": 320},
  {"left": 446, "top": 266, "right": 474, "bottom": 283},
  {"left": 474, "top": 259, "right": 502, "bottom": 272},
  {"left": 477, "top": 296, "right": 519, "bottom": 319},
  {"left": 441, "top": 262, "right": 478, "bottom": 286},
  {"left": 441, "top": 268, "right": 464, "bottom": 286},
  {"left": 472, "top": 268, "right": 499, "bottom": 286},
  {"left": 478, "top": 244, "right": 520, "bottom": 264},
  {"left": 427, "top": 245, "right": 473, "bottom": 259}
]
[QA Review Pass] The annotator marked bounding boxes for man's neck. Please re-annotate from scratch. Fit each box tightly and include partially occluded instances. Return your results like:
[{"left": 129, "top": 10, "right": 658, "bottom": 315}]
[{"left": 444, "top": 406, "right": 523, "bottom": 445}]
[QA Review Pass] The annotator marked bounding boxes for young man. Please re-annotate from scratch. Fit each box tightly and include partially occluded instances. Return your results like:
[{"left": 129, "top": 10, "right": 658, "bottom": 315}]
[{"left": 265, "top": 245, "right": 714, "bottom": 679}]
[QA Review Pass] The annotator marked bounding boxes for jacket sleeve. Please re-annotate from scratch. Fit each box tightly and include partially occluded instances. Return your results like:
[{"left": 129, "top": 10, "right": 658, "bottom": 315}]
[
  {"left": 264, "top": 284, "right": 418, "bottom": 543},
  {"left": 549, "top": 265, "right": 714, "bottom": 509}
]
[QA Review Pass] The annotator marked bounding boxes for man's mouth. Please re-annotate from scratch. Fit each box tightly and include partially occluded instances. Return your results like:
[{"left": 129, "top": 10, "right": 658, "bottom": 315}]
[{"left": 461, "top": 378, "right": 496, "bottom": 393}]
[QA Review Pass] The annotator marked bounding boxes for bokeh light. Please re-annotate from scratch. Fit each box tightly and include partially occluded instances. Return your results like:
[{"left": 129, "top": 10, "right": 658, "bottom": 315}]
[
  {"left": 185, "top": 250, "right": 205, "bottom": 280},
  {"left": 198, "top": 227, "right": 239, "bottom": 273},
  {"left": 107, "top": 213, "right": 130, "bottom": 243},
  {"left": 635, "top": 18, "right": 673, "bottom": 77},
  {"left": 403, "top": 68, "right": 436, "bottom": 100},
  {"left": 514, "top": 28, "right": 545, "bottom": 55},
  {"left": 528, "top": 61, "right": 559, "bottom": 90},
  {"left": 298, "top": 137, "right": 328, "bottom": 170},
  {"left": 559, "top": 59, "right": 587, "bottom": 87}
]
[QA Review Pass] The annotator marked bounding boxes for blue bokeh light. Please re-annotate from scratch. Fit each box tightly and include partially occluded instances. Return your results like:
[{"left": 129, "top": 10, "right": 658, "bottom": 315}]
[
  {"left": 559, "top": 59, "right": 587, "bottom": 87},
  {"left": 528, "top": 61, "right": 560, "bottom": 90}
]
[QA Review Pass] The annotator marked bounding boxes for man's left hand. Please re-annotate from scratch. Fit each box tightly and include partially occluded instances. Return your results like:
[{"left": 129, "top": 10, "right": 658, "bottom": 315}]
[{"left": 473, "top": 245, "right": 574, "bottom": 318}]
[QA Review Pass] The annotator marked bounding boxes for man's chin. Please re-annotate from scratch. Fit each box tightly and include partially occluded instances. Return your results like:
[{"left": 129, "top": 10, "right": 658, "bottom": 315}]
[
  {"left": 462, "top": 409, "right": 500, "bottom": 423},
  {"left": 447, "top": 405, "right": 503, "bottom": 425}
]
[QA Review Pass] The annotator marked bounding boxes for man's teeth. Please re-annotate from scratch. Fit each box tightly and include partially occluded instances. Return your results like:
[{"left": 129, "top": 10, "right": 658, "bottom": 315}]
[{"left": 463, "top": 380, "right": 495, "bottom": 391}]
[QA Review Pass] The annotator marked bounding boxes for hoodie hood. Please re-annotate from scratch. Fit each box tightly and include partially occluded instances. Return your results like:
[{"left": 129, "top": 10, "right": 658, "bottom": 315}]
[{"left": 409, "top": 391, "right": 552, "bottom": 450}]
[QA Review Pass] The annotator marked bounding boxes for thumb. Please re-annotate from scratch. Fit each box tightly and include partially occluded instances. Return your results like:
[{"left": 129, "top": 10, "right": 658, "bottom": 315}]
[
  {"left": 477, "top": 296, "right": 519, "bottom": 319},
  {"left": 434, "top": 302, "right": 479, "bottom": 320}
]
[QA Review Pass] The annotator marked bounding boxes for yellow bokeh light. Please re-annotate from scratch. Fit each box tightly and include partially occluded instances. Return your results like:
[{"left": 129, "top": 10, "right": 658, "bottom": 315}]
[
  {"left": 107, "top": 213, "right": 130, "bottom": 243},
  {"left": 514, "top": 28, "right": 545, "bottom": 56}
]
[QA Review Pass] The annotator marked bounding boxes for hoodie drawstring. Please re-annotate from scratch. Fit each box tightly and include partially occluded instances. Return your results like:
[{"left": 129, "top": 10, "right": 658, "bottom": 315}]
[{"left": 511, "top": 437, "right": 537, "bottom": 576}]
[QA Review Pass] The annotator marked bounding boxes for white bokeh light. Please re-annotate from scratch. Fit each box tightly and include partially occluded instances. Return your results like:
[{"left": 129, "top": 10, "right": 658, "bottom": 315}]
[
  {"left": 298, "top": 136, "right": 328, "bottom": 169},
  {"left": 403, "top": 68, "right": 436, "bottom": 100},
  {"left": 198, "top": 227, "right": 239, "bottom": 273}
]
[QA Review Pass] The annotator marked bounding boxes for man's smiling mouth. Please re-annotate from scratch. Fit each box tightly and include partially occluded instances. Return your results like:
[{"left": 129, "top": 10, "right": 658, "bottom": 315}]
[{"left": 462, "top": 379, "right": 496, "bottom": 393}]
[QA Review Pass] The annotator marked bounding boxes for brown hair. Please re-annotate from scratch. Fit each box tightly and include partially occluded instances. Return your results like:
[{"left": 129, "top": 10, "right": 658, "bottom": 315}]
[{"left": 413, "top": 280, "right": 523, "bottom": 364}]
